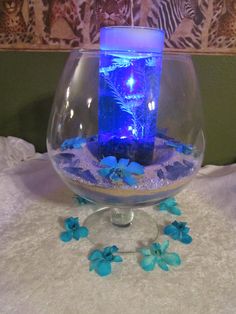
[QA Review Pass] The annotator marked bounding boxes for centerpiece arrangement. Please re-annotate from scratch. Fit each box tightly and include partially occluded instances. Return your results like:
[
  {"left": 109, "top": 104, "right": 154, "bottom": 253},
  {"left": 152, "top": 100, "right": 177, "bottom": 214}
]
[{"left": 47, "top": 26, "right": 204, "bottom": 252}]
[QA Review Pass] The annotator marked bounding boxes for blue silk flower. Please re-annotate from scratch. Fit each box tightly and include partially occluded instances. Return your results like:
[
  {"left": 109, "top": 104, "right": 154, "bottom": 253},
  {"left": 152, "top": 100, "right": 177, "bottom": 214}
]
[
  {"left": 157, "top": 197, "right": 182, "bottom": 216},
  {"left": 60, "top": 217, "right": 89, "bottom": 242},
  {"left": 139, "top": 240, "right": 181, "bottom": 272},
  {"left": 98, "top": 156, "right": 144, "bottom": 186},
  {"left": 164, "top": 221, "right": 192, "bottom": 244},
  {"left": 88, "top": 246, "right": 123, "bottom": 277}
]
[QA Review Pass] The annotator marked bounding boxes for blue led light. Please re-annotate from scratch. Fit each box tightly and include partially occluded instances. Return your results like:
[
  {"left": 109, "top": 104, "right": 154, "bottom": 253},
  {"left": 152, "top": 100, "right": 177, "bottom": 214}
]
[{"left": 126, "top": 76, "right": 135, "bottom": 92}]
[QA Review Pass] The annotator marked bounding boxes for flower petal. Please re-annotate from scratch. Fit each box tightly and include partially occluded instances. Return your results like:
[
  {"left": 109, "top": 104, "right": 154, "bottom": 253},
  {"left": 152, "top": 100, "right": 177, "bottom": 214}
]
[
  {"left": 64, "top": 217, "right": 79, "bottom": 230},
  {"left": 117, "top": 158, "right": 129, "bottom": 168},
  {"left": 159, "top": 203, "right": 168, "bottom": 211},
  {"left": 123, "top": 173, "right": 137, "bottom": 186},
  {"left": 127, "top": 162, "right": 144, "bottom": 175},
  {"left": 182, "top": 226, "right": 190, "bottom": 234},
  {"left": 64, "top": 217, "right": 79, "bottom": 231},
  {"left": 113, "top": 255, "right": 123, "bottom": 263},
  {"left": 103, "top": 246, "right": 113, "bottom": 256},
  {"left": 164, "top": 225, "right": 180, "bottom": 240},
  {"left": 79, "top": 226, "right": 89, "bottom": 238},
  {"left": 110, "top": 172, "right": 122, "bottom": 182},
  {"left": 139, "top": 248, "right": 151, "bottom": 256},
  {"left": 60, "top": 231, "right": 73, "bottom": 242},
  {"left": 140, "top": 256, "right": 156, "bottom": 272},
  {"left": 169, "top": 206, "right": 182, "bottom": 216},
  {"left": 162, "top": 252, "right": 181, "bottom": 266},
  {"left": 110, "top": 245, "right": 119, "bottom": 254},
  {"left": 73, "top": 229, "right": 80, "bottom": 240},
  {"left": 98, "top": 168, "right": 111, "bottom": 178},
  {"left": 157, "top": 260, "right": 169, "bottom": 271},
  {"left": 165, "top": 198, "right": 177, "bottom": 207},
  {"left": 181, "top": 233, "right": 192, "bottom": 244},
  {"left": 100, "top": 156, "right": 117, "bottom": 167},
  {"left": 160, "top": 240, "right": 169, "bottom": 254},
  {"left": 89, "top": 260, "right": 99, "bottom": 272},
  {"left": 88, "top": 250, "right": 103, "bottom": 261},
  {"left": 151, "top": 243, "right": 161, "bottom": 253},
  {"left": 172, "top": 221, "right": 182, "bottom": 228},
  {"left": 95, "top": 260, "right": 112, "bottom": 277}
]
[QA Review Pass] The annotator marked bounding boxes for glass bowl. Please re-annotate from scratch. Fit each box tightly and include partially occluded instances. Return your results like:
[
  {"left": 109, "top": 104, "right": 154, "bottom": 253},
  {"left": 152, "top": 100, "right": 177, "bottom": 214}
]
[{"left": 47, "top": 50, "right": 205, "bottom": 251}]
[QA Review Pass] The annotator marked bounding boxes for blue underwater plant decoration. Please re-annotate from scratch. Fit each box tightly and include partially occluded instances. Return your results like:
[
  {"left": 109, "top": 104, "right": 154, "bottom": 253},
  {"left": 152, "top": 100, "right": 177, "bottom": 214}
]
[
  {"left": 98, "top": 156, "right": 144, "bottom": 186},
  {"left": 61, "top": 137, "right": 86, "bottom": 151},
  {"left": 164, "top": 221, "right": 192, "bottom": 244},
  {"left": 139, "top": 240, "right": 181, "bottom": 272},
  {"left": 88, "top": 245, "right": 123, "bottom": 277},
  {"left": 156, "top": 197, "right": 182, "bottom": 216},
  {"left": 60, "top": 217, "right": 89, "bottom": 242}
]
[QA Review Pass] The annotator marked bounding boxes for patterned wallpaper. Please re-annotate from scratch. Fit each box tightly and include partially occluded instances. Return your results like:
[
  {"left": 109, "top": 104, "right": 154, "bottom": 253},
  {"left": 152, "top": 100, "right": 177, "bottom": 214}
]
[{"left": 0, "top": 0, "right": 236, "bottom": 53}]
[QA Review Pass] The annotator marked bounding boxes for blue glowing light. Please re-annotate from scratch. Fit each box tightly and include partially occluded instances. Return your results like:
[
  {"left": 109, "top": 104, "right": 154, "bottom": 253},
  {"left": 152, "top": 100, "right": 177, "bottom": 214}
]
[
  {"left": 126, "top": 76, "right": 135, "bottom": 92},
  {"left": 98, "top": 53, "right": 163, "bottom": 164},
  {"left": 98, "top": 27, "right": 164, "bottom": 164}
]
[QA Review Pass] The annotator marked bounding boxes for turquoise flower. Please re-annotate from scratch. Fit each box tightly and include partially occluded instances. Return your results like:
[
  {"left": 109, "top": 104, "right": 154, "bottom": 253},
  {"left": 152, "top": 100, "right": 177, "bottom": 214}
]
[
  {"left": 61, "top": 137, "right": 86, "bottom": 150},
  {"left": 88, "top": 245, "right": 123, "bottom": 277},
  {"left": 139, "top": 240, "right": 181, "bottom": 272},
  {"left": 164, "top": 221, "right": 192, "bottom": 244},
  {"left": 73, "top": 195, "right": 91, "bottom": 205},
  {"left": 156, "top": 197, "right": 182, "bottom": 216},
  {"left": 98, "top": 156, "right": 144, "bottom": 186},
  {"left": 60, "top": 217, "right": 89, "bottom": 242}
]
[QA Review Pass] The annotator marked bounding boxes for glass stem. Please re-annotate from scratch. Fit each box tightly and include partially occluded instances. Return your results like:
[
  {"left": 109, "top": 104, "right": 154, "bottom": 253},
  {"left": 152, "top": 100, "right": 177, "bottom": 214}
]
[{"left": 110, "top": 207, "right": 134, "bottom": 227}]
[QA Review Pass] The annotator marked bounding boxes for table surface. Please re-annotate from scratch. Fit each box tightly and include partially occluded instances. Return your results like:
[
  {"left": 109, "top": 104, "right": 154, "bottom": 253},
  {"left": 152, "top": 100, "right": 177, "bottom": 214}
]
[{"left": 0, "top": 138, "right": 236, "bottom": 314}]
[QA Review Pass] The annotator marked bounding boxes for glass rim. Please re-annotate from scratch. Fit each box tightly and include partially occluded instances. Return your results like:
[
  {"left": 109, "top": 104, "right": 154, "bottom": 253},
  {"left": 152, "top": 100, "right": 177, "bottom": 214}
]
[
  {"left": 100, "top": 25, "right": 165, "bottom": 34},
  {"left": 72, "top": 49, "right": 192, "bottom": 59}
]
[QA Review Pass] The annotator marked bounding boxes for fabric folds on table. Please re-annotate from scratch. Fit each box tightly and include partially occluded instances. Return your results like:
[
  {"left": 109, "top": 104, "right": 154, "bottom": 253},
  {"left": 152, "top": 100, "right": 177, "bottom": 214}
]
[{"left": 0, "top": 138, "right": 235, "bottom": 314}]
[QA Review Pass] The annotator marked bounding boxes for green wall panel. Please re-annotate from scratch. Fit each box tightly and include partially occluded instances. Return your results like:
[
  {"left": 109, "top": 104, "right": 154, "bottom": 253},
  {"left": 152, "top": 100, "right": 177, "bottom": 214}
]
[
  {"left": 193, "top": 56, "right": 236, "bottom": 165},
  {"left": 0, "top": 52, "right": 68, "bottom": 153},
  {"left": 0, "top": 52, "right": 235, "bottom": 165}
]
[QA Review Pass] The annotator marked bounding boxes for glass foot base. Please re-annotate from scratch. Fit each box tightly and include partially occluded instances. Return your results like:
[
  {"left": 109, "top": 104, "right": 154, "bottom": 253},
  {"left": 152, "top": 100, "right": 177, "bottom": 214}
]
[{"left": 83, "top": 207, "right": 158, "bottom": 253}]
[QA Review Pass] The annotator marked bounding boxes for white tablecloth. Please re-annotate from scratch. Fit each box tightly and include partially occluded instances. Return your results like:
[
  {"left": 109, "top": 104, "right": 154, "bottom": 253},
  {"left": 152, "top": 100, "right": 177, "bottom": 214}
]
[{"left": 0, "top": 138, "right": 236, "bottom": 314}]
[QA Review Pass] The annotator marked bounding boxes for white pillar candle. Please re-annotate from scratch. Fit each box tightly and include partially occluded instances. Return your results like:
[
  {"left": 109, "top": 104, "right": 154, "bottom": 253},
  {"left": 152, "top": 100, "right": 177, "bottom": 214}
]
[{"left": 100, "top": 26, "right": 165, "bottom": 53}]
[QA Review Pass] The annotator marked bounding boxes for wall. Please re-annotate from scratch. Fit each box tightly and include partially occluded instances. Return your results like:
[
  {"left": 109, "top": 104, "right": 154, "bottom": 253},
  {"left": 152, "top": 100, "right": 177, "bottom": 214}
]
[
  {"left": 1, "top": 1, "right": 235, "bottom": 54},
  {"left": 194, "top": 55, "right": 236, "bottom": 165},
  {"left": 0, "top": 52, "right": 235, "bottom": 165}
]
